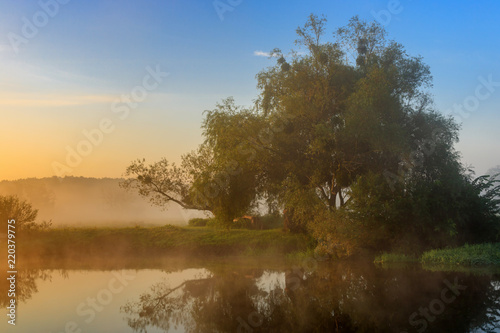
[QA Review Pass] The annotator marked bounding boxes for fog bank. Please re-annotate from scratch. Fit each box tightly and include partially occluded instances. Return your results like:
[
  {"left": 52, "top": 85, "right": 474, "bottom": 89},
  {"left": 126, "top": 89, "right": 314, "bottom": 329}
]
[{"left": 0, "top": 177, "right": 206, "bottom": 227}]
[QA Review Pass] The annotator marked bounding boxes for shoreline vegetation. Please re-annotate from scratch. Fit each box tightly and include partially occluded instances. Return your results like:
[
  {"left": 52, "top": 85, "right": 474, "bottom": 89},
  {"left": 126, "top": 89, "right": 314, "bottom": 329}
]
[
  {"left": 375, "top": 243, "right": 500, "bottom": 267},
  {"left": 12, "top": 224, "right": 500, "bottom": 269},
  {"left": 5, "top": 224, "right": 500, "bottom": 272},
  {"left": 12, "top": 225, "right": 315, "bottom": 261}
]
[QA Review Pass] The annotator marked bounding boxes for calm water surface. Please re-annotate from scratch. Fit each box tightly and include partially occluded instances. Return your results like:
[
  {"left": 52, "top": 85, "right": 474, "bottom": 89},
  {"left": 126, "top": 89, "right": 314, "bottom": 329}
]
[{"left": 2, "top": 259, "right": 500, "bottom": 332}]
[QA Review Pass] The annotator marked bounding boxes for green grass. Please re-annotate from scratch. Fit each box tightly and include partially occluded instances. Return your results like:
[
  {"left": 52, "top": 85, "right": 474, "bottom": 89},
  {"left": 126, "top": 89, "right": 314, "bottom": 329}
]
[
  {"left": 420, "top": 243, "right": 500, "bottom": 266},
  {"left": 12, "top": 225, "right": 313, "bottom": 260},
  {"left": 373, "top": 252, "right": 418, "bottom": 264},
  {"left": 374, "top": 243, "right": 500, "bottom": 267}
]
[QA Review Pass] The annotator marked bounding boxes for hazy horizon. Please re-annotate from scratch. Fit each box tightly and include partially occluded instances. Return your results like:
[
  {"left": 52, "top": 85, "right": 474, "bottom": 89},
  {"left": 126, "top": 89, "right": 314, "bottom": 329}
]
[{"left": 0, "top": 176, "right": 207, "bottom": 226}]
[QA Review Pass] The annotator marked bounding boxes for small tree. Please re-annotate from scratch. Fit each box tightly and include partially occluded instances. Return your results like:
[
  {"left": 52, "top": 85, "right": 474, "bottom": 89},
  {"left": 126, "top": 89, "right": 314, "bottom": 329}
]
[{"left": 0, "top": 195, "right": 49, "bottom": 230}]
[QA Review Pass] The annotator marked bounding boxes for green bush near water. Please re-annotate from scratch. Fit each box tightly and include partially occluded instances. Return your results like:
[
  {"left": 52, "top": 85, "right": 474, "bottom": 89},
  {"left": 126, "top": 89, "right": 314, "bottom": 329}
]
[
  {"left": 420, "top": 243, "right": 500, "bottom": 266},
  {"left": 373, "top": 253, "right": 418, "bottom": 264},
  {"left": 375, "top": 243, "right": 500, "bottom": 266},
  {"left": 188, "top": 218, "right": 213, "bottom": 227}
]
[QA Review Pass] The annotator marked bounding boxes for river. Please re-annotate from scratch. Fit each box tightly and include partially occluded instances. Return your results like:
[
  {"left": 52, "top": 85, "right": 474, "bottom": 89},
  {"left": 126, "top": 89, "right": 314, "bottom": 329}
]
[{"left": 2, "top": 258, "right": 500, "bottom": 332}]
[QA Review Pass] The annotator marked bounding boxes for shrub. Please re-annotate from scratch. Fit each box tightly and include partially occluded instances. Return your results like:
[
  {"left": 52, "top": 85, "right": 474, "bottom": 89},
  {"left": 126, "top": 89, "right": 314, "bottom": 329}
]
[
  {"left": 260, "top": 214, "right": 284, "bottom": 229},
  {"left": 374, "top": 253, "right": 417, "bottom": 264},
  {"left": 0, "top": 195, "right": 50, "bottom": 230},
  {"left": 420, "top": 243, "right": 500, "bottom": 266},
  {"left": 231, "top": 217, "right": 253, "bottom": 229},
  {"left": 188, "top": 218, "right": 212, "bottom": 227}
]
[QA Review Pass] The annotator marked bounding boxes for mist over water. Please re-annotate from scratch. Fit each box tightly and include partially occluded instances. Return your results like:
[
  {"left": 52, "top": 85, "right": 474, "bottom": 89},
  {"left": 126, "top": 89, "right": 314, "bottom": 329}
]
[{"left": 0, "top": 177, "right": 205, "bottom": 227}]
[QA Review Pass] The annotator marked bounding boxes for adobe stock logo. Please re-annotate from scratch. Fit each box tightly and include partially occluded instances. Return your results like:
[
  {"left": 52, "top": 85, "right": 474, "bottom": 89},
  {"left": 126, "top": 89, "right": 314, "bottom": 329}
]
[
  {"left": 213, "top": 0, "right": 243, "bottom": 21},
  {"left": 52, "top": 270, "right": 136, "bottom": 333},
  {"left": 401, "top": 277, "right": 467, "bottom": 333},
  {"left": 371, "top": 0, "right": 407, "bottom": 27},
  {"left": 447, "top": 74, "right": 500, "bottom": 123},
  {"left": 7, "top": 0, "right": 71, "bottom": 54}
]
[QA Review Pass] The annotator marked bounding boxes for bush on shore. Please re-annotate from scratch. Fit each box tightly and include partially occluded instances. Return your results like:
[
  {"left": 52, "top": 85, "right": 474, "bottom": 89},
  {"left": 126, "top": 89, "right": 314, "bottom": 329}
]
[
  {"left": 188, "top": 218, "right": 213, "bottom": 227},
  {"left": 375, "top": 243, "right": 500, "bottom": 266}
]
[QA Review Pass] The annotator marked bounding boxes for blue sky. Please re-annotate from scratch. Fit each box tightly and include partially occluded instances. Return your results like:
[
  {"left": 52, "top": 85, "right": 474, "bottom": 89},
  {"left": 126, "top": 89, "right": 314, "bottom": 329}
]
[{"left": 0, "top": 0, "right": 499, "bottom": 179}]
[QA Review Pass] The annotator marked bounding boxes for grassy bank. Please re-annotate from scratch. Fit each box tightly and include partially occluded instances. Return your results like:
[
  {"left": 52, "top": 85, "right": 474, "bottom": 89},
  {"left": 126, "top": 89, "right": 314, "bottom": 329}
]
[
  {"left": 375, "top": 243, "right": 500, "bottom": 267},
  {"left": 420, "top": 243, "right": 500, "bottom": 266},
  {"left": 11, "top": 225, "right": 314, "bottom": 260},
  {"left": 373, "top": 253, "right": 417, "bottom": 264}
]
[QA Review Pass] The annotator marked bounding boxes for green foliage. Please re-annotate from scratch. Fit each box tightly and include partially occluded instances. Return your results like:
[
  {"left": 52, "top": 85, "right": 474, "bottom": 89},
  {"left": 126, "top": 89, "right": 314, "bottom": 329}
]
[
  {"left": 420, "top": 243, "right": 500, "bottom": 266},
  {"left": 259, "top": 214, "right": 284, "bottom": 229},
  {"left": 230, "top": 214, "right": 284, "bottom": 230},
  {"left": 188, "top": 218, "right": 213, "bottom": 227},
  {"left": 122, "top": 98, "right": 262, "bottom": 228},
  {"left": 314, "top": 166, "right": 500, "bottom": 256},
  {"left": 281, "top": 179, "right": 325, "bottom": 233},
  {"left": 375, "top": 243, "right": 500, "bottom": 267},
  {"left": 276, "top": 16, "right": 500, "bottom": 256},
  {"left": 285, "top": 247, "right": 317, "bottom": 262},
  {"left": 231, "top": 216, "right": 253, "bottom": 229},
  {"left": 120, "top": 158, "right": 198, "bottom": 209},
  {"left": 374, "top": 253, "right": 418, "bottom": 264},
  {"left": 255, "top": 16, "right": 434, "bottom": 214}
]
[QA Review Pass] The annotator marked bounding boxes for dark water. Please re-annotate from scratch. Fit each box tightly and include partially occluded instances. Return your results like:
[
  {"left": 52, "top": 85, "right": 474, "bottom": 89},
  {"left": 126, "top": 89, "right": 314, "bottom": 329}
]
[{"left": 2, "top": 259, "right": 500, "bottom": 333}]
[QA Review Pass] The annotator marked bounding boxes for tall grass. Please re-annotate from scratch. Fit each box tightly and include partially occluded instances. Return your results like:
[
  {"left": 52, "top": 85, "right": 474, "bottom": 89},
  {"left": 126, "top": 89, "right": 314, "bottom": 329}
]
[
  {"left": 373, "top": 253, "right": 417, "bottom": 264},
  {"left": 420, "top": 243, "right": 500, "bottom": 266},
  {"left": 374, "top": 243, "right": 500, "bottom": 267}
]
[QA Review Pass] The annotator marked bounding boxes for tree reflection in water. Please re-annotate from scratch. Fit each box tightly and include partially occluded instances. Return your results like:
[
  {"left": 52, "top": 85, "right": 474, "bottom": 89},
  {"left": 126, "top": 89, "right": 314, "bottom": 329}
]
[
  {"left": 121, "top": 262, "right": 500, "bottom": 333},
  {"left": 0, "top": 269, "right": 54, "bottom": 307}
]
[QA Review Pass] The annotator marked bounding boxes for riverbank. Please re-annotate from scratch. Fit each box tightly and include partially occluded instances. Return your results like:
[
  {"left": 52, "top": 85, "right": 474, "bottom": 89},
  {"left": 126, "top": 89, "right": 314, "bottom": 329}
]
[
  {"left": 10, "top": 225, "right": 315, "bottom": 262},
  {"left": 375, "top": 243, "right": 500, "bottom": 266}
]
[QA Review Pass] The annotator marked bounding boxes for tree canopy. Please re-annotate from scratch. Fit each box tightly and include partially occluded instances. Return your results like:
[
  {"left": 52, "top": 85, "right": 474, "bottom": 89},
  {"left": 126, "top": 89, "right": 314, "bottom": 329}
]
[{"left": 122, "top": 15, "right": 500, "bottom": 253}]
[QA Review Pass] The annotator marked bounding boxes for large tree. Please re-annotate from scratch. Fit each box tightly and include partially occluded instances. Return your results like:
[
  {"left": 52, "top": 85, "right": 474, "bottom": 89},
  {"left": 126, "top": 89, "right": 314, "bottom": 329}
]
[
  {"left": 249, "top": 15, "right": 435, "bottom": 232},
  {"left": 253, "top": 15, "right": 499, "bottom": 250},
  {"left": 123, "top": 15, "right": 499, "bottom": 249},
  {"left": 255, "top": 16, "right": 432, "bottom": 208}
]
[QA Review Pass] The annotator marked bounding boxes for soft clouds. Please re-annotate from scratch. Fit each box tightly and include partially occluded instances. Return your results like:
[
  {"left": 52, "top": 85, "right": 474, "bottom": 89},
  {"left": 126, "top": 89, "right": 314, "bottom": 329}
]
[
  {"left": 253, "top": 50, "right": 271, "bottom": 57},
  {"left": 0, "top": 44, "right": 11, "bottom": 52}
]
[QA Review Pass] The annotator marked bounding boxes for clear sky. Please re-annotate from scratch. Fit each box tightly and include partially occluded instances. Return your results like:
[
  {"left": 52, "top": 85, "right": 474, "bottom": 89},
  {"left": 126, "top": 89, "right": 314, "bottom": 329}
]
[{"left": 0, "top": 0, "right": 499, "bottom": 180}]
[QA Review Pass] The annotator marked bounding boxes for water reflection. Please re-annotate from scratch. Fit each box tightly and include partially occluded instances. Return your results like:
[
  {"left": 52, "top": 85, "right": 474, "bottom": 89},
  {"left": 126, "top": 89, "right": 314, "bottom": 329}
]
[
  {"left": 2, "top": 262, "right": 500, "bottom": 332},
  {"left": 0, "top": 269, "right": 53, "bottom": 307},
  {"left": 122, "top": 268, "right": 267, "bottom": 332},
  {"left": 122, "top": 262, "right": 500, "bottom": 333}
]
